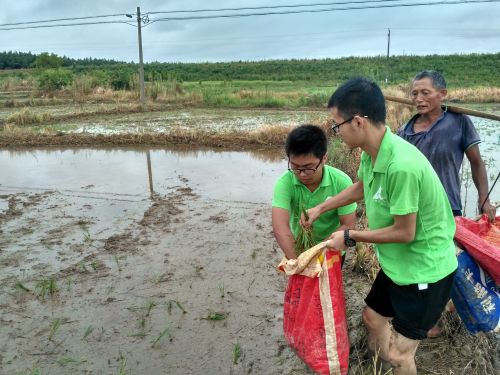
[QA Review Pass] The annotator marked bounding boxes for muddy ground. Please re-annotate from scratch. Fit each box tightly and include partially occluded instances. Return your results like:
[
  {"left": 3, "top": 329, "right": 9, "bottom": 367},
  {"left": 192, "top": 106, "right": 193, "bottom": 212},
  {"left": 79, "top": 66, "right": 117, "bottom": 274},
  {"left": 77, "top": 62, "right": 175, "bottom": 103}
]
[{"left": 1, "top": 172, "right": 498, "bottom": 374}]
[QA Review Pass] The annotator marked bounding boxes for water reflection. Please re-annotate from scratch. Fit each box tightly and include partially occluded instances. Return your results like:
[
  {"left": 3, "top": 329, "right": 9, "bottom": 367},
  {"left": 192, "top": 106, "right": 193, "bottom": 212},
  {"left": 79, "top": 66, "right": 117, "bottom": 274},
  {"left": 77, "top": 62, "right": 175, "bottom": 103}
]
[{"left": 0, "top": 147, "right": 287, "bottom": 204}]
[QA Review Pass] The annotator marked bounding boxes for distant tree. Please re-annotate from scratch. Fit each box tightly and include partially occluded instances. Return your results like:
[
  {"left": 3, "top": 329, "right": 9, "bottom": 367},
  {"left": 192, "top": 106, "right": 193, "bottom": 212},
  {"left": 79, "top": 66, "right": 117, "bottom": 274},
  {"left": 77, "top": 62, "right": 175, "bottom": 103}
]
[
  {"left": 32, "top": 52, "right": 64, "bottom": 69},
  {"left": 37, "top": 68, "right": 73, "bottom": 91}
]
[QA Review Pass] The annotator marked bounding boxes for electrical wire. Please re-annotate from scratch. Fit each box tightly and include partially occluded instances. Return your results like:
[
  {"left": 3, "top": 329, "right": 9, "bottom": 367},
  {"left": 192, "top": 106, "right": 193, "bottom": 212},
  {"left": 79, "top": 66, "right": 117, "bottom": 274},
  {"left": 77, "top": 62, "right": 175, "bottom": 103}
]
[
  {"left": 0, "top": 13, "right": 132, "bottom": 27},
  {"left": 0, "top": 20, "right": 135, "bottom": 31},
  {"left": 147, "top": 0, "right": 416, "bottom": 15},
  {"left": 146, "top": 0, "right": 500, "bottom": 25},
  {"left": 0, "top": 0, "right": 498, "bottom": 31}
]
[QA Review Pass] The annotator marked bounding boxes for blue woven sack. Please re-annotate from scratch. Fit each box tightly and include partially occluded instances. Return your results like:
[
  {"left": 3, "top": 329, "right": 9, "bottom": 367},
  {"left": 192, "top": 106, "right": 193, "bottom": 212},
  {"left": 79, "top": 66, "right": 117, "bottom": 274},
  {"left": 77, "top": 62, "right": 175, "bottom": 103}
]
[{"left": 451, "top": 250, "right": 500, "bottom": 334}]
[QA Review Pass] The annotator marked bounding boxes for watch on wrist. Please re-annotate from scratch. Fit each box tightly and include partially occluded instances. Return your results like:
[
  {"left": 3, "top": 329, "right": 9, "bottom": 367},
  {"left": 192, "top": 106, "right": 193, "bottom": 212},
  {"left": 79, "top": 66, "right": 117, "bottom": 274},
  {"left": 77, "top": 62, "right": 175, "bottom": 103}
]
[{"left": 344, "top": 230, "right": 356, "bottom": 247}]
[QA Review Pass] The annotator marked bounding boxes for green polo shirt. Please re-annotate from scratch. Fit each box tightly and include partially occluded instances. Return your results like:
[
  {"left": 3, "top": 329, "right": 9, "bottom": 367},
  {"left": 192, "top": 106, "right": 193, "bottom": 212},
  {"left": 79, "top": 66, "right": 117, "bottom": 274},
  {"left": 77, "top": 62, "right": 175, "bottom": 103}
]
[
  {"left": 272, "top": 165, "right": 357, "bottom": 244},
  {"left": 358, "top": 127, "right": 457, "bottom": 285}
]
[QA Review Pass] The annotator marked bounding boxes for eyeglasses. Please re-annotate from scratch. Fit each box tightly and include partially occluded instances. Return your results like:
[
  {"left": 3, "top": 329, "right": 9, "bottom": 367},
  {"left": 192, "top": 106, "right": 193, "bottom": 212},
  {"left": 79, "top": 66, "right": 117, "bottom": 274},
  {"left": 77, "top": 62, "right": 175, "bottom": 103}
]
[
  {"left": 331, "top": 115, "right": 368, "bottom": 134},
  {"left": 288, "top": 158, "right": 323, "bottom": 176}
]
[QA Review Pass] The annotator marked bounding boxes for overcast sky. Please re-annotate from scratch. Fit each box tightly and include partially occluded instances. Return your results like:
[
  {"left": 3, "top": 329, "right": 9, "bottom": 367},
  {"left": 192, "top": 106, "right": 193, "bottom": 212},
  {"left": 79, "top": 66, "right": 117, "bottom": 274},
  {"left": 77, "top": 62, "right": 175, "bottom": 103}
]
[{"left": 1, "top": 0, "right": 499, "bottom": 62}]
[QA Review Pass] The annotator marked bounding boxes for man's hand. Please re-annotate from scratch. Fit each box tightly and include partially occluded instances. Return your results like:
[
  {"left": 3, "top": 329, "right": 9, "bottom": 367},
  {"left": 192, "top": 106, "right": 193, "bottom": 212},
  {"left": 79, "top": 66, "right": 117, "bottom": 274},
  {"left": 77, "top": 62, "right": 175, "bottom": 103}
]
[
  {"left": 324, "top": 231, "right": 346, "bottom": 252},
  {"left": 479, "top": 199, "right": 496, "bottom": 222},
  {"left": 300, "top": 206, "right": 321, "bottom": 228}
]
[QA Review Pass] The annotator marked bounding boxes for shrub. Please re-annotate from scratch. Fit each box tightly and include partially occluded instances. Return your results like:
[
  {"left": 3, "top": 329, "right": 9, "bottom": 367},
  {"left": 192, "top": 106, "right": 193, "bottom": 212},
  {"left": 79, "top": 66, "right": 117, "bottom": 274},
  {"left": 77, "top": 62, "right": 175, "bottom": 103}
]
[{"left": 37, "top": 68, "right": 73, "bottom": 91}]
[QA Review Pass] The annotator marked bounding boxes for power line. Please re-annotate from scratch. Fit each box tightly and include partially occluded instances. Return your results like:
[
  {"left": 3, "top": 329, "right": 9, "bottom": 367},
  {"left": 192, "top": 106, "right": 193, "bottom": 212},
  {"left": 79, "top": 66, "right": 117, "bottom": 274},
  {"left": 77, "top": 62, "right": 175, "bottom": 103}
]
[
  {"left": 0, "top": 13, "right": 132, "bottom": 27},
  {"left": 147, "top": 0, "right": 414, "bottom": 15},
  {"left": 0, "top": 20, "right": 134, "bottom": 31},
  {"left": 146, "top": 0, "right": 500, "bottom": 24},
  {"left": 0, "top": 0, "right": 498, "bottom": 31}
]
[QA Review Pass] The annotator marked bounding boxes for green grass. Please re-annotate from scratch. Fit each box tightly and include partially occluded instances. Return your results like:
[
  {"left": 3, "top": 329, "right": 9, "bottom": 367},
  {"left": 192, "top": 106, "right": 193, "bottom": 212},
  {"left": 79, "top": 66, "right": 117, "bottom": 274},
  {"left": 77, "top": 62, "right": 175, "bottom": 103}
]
[
  {"left": 203, "top": 310, "right": 229, "bottom": 321},
  {"left": 232, "top": 342, "right": 242, "bottom": 365},
  {"left": 83, "top": 325, "right": 93, "bottom": 339},
  {"left": 151, "top": 326, "right": 172, "bottom": 348},
  {"left": 36, "top": 278, "right": 58, "bottom": 299},
  {"left": 166, "top": 299, "right": 187, "bottom": 314},
  {"left": 48, "top": 318, "right": 62, "bottom": 341},
  {"left": 15, "top": 280, "right": 30, "bottom": 292}
]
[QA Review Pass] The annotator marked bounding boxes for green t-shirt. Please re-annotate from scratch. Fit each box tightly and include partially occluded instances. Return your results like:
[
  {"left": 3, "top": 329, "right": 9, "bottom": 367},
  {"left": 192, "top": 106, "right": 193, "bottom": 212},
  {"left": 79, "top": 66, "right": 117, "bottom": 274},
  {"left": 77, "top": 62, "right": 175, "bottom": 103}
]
[
  {"left": 272, "top": 165, "right": 357, "bottom": 244},
  {"left": 357, "top": 127, "right": 457, "bottom": 285}
]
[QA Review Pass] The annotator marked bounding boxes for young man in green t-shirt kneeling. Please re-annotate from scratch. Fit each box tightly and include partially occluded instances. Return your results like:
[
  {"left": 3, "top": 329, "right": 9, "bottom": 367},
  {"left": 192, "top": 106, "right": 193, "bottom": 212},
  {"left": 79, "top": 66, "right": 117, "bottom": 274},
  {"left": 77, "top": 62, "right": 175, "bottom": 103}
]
[
  {"left": 272, "top": 124, "right": 356, "bottom": 261},
  {"left": 302, "top": 78, "right": 457, "bottom": 375}
]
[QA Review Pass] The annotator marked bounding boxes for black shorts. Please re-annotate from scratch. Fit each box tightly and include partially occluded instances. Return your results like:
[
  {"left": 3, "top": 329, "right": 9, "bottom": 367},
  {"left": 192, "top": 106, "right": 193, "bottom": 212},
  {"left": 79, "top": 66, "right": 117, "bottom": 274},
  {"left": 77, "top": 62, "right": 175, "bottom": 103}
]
[{"left": 364, "top": 268, "right": 456, "bottom": 340}]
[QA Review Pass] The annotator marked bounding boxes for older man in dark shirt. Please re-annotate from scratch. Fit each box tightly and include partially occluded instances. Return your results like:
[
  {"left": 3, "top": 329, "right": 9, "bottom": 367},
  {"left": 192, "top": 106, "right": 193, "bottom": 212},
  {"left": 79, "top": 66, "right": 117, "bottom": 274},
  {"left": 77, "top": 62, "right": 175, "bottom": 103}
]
[{"left": 398, "top": 70, "right": 495, "bottom": 221}]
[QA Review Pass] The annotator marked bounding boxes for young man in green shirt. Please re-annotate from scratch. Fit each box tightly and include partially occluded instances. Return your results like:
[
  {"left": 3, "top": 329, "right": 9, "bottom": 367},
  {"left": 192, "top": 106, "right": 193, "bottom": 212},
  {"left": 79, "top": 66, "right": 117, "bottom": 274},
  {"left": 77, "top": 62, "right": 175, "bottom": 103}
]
[
  {"left": 302, "top": 78, "right": 457, "bottom": 375},
  {"left": 272, "top": 124, "right": 356, "bottom": 261}
]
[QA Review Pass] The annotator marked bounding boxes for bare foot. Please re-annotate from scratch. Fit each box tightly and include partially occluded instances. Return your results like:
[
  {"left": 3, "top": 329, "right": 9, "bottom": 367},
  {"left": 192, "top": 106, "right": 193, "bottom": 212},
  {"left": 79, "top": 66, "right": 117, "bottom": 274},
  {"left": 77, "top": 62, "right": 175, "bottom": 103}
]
[{"left": 427, "top": 325, "right": 442, "bottom": 338}]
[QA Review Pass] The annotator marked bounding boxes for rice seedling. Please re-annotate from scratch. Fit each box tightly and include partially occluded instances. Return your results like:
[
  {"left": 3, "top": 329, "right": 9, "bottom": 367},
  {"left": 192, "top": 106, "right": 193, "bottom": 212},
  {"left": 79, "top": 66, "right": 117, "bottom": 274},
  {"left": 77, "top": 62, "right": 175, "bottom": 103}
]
[
  {"left": 117, "top": 351, "right": 127, "bottom": 375},
  {"left": 145, "top": 300, "right": 157, "bottom": 317},
  {"left": 203, "top": 310, "right": 229, "bottom": 321},
  {"left": 192, "top": 263, "right": 204, "bottom": 276},
  {"left": 79, "top": 262, "right": 88, "bottom": 273},
  {"left": 56, "top": 356, "right": 87, "bottom": 366},
  {"left": 218, "top": 282, "right": 225, "bottom": 298},
  {"left": 247, "top": 278, "right": 255, "bottom": 293},
  {"left": 113, "top": 255, "right": 122, "bottom": 272},
  {"left": 36, "top": 278, "right": 58, "bottom": 299},
  {"left": 82, "top": 228, "right": 92, "bottom": 243},
  {"left": 166, "top": 299, "right": 187, "bottom": 314},
  {"left": 90, "top": 261, "right": 98, "bottom": 272},
  {"left": 251, "top": 248, "right": 258, "bottom": 259},
  {"left": 83, "top": 325, "right": 93, "bottom": 339},
  {"left": 48, "top": 318, "right": 62, "bottom": 341},
  {"left": 151, "top": 325, "right": 172, "bottom": 348},
  {"left": 232, "top": 342, "right": 242, "bottom": 365},
  {"left": 294, "top": 206, "right": 314, "bottom": 257},
  {"left": 15, "top": 280, "right": 30, "bottom": 292}
]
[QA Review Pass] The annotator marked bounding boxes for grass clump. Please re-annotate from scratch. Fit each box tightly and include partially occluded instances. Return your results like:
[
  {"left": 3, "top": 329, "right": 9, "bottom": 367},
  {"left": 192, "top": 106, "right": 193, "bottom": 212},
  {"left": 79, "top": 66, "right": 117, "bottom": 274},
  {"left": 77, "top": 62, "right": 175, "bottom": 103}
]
[
  {"left": 6, "top": 108, "right": 52, "bottom": 125},
  {"left": 36, "top": 278, "right": 58, "bottom": 299}
]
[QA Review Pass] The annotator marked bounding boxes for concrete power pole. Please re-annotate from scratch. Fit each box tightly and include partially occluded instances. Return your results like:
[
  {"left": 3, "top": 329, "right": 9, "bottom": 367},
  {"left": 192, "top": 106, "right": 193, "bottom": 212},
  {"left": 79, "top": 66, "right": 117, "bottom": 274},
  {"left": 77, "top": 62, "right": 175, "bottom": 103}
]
[
  {"left": 385, "top": 28, "right": 391, "bottom": 84},
  {"left": 136, "top": 6, "right": 146, "bottom": 106},
  {"left": 386, "top": 28, "right": 391, "bottom": 59}
]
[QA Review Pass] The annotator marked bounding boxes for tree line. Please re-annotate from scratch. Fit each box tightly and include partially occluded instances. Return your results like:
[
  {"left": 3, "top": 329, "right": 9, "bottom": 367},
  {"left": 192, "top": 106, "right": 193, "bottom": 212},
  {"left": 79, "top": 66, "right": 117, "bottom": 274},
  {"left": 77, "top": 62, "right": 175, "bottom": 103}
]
[{"left": 1, "top": 51, "right": 499, "bottom": 87}]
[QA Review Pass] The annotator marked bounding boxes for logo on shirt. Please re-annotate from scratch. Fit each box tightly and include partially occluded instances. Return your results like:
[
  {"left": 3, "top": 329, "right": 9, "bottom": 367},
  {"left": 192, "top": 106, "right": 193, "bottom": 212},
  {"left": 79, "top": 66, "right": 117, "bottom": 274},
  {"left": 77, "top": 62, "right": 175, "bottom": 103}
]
[{"left": 373, "top": 186, "right": 384, "bottom": 201}]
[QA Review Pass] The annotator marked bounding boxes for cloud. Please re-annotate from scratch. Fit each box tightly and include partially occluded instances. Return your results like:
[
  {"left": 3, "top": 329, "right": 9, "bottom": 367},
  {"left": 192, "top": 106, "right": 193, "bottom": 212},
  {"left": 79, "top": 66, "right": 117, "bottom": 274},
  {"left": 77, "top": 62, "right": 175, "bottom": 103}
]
[{"left": 1, "top": 1, "right": 499, "bottom": 62}]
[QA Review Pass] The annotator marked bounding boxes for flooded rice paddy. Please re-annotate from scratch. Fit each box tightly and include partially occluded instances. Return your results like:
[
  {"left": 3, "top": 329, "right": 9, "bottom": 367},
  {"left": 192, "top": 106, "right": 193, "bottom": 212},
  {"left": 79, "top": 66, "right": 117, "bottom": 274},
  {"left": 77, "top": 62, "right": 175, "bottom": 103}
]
[{"left": 0, "top": 105, "right": 498, "bottom": 374}]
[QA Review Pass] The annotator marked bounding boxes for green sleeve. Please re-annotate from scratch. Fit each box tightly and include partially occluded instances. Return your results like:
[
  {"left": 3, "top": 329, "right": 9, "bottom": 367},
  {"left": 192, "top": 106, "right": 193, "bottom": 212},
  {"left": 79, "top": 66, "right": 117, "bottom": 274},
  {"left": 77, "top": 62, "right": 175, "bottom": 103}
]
[
  {"left": 386, "top": 166, "right": 420, "bottom": 215},
  {"left": 272, "top": 173, "right": 293, "bottom": 212}
]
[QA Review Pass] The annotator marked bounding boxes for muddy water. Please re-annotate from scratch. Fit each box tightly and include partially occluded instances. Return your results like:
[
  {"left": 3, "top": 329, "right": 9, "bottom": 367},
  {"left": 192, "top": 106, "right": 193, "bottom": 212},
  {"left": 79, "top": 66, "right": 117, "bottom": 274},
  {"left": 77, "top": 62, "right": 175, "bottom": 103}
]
[
  {"left": 0, "top": 147, "right": 286, "bottom": 276},
  {"left": 2, "top": 147, "right": 321, "bottom": 375},
  {"left": 0, "top": 147, "right": 285, "bottom": 202},
  {"left": 462, "top": 115, "right": 500, "bottom": 217}
]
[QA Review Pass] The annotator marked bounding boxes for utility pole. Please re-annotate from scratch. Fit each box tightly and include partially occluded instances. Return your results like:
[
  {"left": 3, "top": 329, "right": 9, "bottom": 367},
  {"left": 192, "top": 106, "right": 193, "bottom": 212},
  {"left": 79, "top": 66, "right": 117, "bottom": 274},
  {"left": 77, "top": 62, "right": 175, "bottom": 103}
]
[
  {"left": 386, "top": 28, "right": 390, "bottom": 59},
  {"left": 385, "top": 28, "right": 391, "bottom": 84},
  {"left": 136, "top": 6, "right": 146, "bottom": 106}
]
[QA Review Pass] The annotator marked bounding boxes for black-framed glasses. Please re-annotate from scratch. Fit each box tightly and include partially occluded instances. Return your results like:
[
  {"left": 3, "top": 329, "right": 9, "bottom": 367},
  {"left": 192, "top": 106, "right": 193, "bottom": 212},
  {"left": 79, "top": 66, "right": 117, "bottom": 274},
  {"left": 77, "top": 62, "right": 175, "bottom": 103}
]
[
  {"left": 288, "top": 158, "right": 323, "bottom": 176},
  {"left": 331, "top": 115, "right": 368, "bottom": 134},
  {"left": 331, "top": 116, "right": 353, "bottom": 134}
]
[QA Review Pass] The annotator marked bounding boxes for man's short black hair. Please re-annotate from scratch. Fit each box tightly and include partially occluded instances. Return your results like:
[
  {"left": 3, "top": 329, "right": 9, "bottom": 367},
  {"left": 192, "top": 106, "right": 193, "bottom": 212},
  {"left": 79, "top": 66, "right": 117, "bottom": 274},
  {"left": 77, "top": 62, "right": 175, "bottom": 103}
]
[
  {"left": 327, "top": 77, "right": 386, "bottom": 125},
  {"left": 285, "top": 124, "right": 327, "bottom": 159},
  {"left": 414, "top": 70, "right": 447, "bottom": 90}
]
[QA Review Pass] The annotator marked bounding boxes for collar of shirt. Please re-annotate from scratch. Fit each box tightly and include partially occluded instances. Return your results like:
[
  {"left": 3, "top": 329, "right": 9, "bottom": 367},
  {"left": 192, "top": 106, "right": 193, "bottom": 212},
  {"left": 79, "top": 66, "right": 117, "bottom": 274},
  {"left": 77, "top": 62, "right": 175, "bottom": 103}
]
[
  {"left": 404, "top": 111, "right": 447, "bottom": 135},
  {"left": 361, "top": 126, "right": 394, "bottom": 175}
]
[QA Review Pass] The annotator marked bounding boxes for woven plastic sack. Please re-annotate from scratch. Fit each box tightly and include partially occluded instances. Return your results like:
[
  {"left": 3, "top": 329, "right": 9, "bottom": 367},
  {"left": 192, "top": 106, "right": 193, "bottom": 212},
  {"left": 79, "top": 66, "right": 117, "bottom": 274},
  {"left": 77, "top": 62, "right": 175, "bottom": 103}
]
[
  {"left": 454, "top": 215, "right": 500, "bottom": 285},
  {"left": 277, "top": 242, "right": 349, "bottom": 375},
  {"left": 450, "top": 249, "right": 500, "bottom": 333}
]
